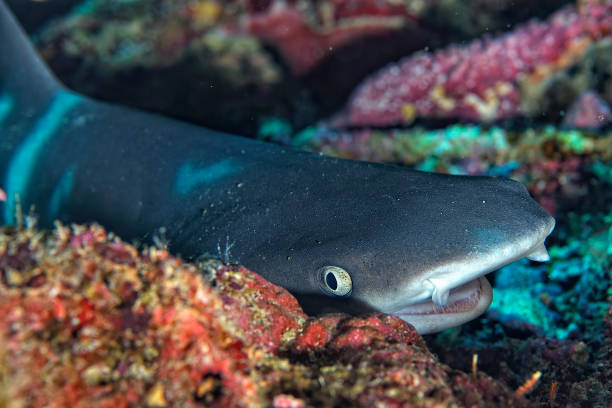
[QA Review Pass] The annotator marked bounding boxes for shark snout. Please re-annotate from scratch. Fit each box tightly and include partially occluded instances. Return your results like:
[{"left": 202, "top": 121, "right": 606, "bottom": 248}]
[{"left": 525, "top": 211, "right": 555, "bottom": 262}]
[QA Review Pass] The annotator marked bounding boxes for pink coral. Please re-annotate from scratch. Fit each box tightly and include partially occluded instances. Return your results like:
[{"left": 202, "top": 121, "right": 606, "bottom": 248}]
[
  {"left": 246, "top": 0, "right": 417, "bottom": 74},
  {"left": 338, "top": 2, "right": 612, "bottom": 126},
  {"left": 563, "top": 90, "right": 611, "bottom": 129}
]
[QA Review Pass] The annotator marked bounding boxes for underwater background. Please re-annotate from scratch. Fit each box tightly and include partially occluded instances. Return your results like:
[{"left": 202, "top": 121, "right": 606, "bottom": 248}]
[{"left": 1, "top": 0, "right": 610, "bottom": 407}]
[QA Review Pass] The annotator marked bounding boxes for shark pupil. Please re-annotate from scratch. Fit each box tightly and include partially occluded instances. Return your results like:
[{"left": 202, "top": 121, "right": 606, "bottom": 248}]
[{"left": 326, "top": 272, "right": 338, "bottom": 290}]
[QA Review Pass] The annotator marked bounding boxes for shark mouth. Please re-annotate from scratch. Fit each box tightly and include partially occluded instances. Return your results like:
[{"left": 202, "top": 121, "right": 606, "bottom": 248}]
[
  {"left": 391, "top": 237, "right": 552, "bottom": 335},
  {"left": 395, "top": 277, "right": 489, "bottom": 315},
  {"left": 392, "top": 277, "right": 493, "bottom": 334}
]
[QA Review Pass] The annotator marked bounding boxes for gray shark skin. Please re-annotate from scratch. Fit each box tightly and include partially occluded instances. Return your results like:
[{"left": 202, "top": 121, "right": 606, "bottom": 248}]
[{"left": 0, "top": 1, "right": 555, "bottom": 334}]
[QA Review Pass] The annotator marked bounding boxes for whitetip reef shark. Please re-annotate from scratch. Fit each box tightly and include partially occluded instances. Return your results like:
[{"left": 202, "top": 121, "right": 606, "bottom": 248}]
[{"left": 0, "top": 2, "right": 554, "bottom": 334}]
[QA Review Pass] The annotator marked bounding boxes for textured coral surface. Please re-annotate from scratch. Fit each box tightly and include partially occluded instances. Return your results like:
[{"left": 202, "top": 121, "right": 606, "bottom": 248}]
[
  {"left": 0, "top": 224, "right": 532, "bottom": 407},
  {"left": 34, "top": 0, "right": 612, "bottom": 136},
  {"left": 338, "top": 1, "right": 612, "bottom": 125}
]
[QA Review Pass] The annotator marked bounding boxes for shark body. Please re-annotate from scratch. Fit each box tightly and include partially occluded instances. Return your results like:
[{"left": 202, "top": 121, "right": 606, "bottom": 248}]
[{"left": 0, "top": 2, "right": 554, "bottom": 334}]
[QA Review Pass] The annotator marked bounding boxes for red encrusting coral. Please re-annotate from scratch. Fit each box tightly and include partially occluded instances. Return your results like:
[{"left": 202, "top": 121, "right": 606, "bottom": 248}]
[
  {"left": 337, "top": 0, "right": 612, "bottom": 126},
  {"left": 246, "top": 0, "right": 418, "bottom": 74},
  {"left": 0, "top": 225, "right": 262, "bottom": 407},
  {"left": 0, "top": 223, "right": 532, "bottom": 407}
]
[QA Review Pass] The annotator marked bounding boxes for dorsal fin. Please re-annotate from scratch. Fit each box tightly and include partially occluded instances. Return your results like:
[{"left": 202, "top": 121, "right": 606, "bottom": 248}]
[{"left": 0, "top": 0, "right": 62, "bottom": 105}]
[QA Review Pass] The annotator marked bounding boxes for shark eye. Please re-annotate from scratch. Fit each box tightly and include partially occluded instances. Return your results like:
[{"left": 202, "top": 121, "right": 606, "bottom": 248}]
[{"left": 318, "top": 266, "right": 352, "bottom": 297}]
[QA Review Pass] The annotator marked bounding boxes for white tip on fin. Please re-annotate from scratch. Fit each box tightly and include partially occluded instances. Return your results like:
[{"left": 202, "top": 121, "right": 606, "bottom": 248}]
[{"left": 526, "top": 243, "right": 550, "bottom": 262}]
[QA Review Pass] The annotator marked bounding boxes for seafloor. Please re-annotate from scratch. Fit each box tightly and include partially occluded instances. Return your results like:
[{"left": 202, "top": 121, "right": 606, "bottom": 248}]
[{"left": 1, "top": 0, "right": 611, "bottom": 407}]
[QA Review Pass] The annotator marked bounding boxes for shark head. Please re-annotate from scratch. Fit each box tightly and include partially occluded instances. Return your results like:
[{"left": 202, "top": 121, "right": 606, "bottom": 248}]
[{"left": 238, "top": 167, "right": 555, "bottom": 335}]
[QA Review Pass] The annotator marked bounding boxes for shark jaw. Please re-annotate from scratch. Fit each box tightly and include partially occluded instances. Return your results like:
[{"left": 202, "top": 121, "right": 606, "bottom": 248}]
[
  {"left": 389, "top": 220, "right": 555, "bottom": 335},
  {"left": 392, "top": 276, "right": 493, "bottom": 335}
]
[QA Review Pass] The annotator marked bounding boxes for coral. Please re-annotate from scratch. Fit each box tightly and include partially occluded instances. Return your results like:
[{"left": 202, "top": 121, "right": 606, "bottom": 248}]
[
  {"left": 544, "top": 210, "right": 611, "bottom": 339},
  {"left": 37, "top": 1, "right": 578, "bottom": 136},
  {"left": 35, "top": 0, "right": 298, "bottom": 137},
  {"left": 519, "top": 38, "right": 612, "bottom": 123},
  {"left": 563, "top": 90, "right": 611, "bottom": 129},
  {"left": 337, "top": 1, "right": 612, "bottom": 126},
  {"left": 245, "top": 0, "right": 418, "bottom": 74},
  {"left": 244, "top": 0, "right": 572, "bottom": 75},
  {"left": 488, "top": 260, "right": 553, "bottom": 336},
  {"left": 38, "top": 2, "right": 281, "bottom": 85},
  {"left": 0, "top": 224, "right": 268, "bottom": 407},
  {"left": 429, "top": 334, "right": 608, "bottom": 407},
  {"left": 491, "top": 207, "right": 611, "bottom": 342},
  {"left": 0, "top": 223, "right": 534, "bottom": 407}
]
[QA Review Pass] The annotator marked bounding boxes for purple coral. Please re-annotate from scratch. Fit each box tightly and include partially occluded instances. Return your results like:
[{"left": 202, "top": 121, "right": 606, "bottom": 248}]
[
  {"left": 337, "top": 1, "right": 612, "bottom": 126},
  {"left": 563, "top": 90, "right": 611, "bottom": 129}
]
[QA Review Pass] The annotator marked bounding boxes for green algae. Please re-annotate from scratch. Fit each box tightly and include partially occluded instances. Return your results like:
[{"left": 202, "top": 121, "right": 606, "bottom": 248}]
[{"left": 258, "top": 117, "right": 292, "bottom": 143}]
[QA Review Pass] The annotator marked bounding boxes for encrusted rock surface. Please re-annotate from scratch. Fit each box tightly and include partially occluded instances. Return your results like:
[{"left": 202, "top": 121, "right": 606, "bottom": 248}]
[{"left": 0, "top": 223, "right": 532, "bottom": 407}]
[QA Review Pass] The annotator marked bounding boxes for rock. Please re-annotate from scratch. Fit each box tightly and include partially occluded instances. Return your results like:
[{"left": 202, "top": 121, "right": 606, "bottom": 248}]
[{"left": 0, "top": 223, "right": 530, "bottom": 407}]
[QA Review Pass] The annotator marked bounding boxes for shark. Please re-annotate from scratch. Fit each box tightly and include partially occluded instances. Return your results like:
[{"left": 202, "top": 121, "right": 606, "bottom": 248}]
[{"left": 0, "top": 1, "right": 554, "bottom": 334}]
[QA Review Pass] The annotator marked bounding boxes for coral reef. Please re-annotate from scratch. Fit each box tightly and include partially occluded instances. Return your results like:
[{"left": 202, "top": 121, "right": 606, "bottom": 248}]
[
  {"left": 39, "top": 1, "right": 281, "bottom": 82},
  {"left": 336, "top": 0, "right": 612, "bottom": 126},
  {"left": 245, "top": 0, "right": 419, "bottom": 75},
  {"left": 35, "top": 0, "right": 307, "bottom": 136},
  {"left": 563, "top": 90, "right": 611, "bottom": 129},
  {"left": 6, "top": 1, "right": 611, "bottom": 407},
  {"left": 34, "top": 1, "right": 606, "bottom": 135},
  {"left": 33, "top": 0, "right": 440, "bottom": 136},
  {"left": 521, "top": 38, "right": 612, "bottom": 123},
  {"left": 429, "top": 333, "right": 610, "bottom": 407},
  {"left": 0, "top": 223, "right": 534, "bottom": 407}
]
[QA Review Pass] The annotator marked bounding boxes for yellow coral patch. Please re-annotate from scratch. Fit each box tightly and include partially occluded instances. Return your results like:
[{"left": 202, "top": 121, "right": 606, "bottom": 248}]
[
  {"left": 401, "top": 104, "right": 417, "bottom": 124},
  {"left": 146, "top": 382, "right": 167, "bottom": 407},
  {"left": 193, "top": 1, "right": 221, "bottom": 26},
  {"left": 464, "top": 81, "right": 513, "bottom": 121},
  {"left": 429, "top": 85, "right": 456, "bottom": 111}
]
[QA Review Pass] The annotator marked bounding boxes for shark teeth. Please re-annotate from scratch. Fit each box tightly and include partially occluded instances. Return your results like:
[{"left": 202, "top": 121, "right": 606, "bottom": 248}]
[
  {"left": 428, "top": 278, "right": 450, "bottom": 306},
  {"left": 526, "top": 242, "right": 550, "bottom": 262}
]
